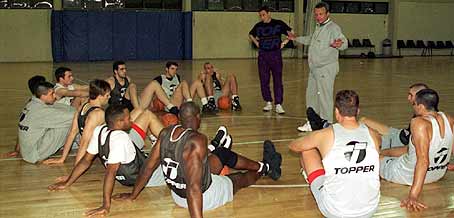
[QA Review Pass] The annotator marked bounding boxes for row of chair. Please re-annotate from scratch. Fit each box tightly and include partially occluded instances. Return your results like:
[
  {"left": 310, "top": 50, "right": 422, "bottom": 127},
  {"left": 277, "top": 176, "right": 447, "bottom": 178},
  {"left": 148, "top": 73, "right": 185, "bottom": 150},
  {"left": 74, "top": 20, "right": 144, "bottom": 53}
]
[
  {"left": 348, "top": 39, "right": 375, "bottom": 52},
  {"left": 397, "top": 40, "right": 454, "bottom": 56}
]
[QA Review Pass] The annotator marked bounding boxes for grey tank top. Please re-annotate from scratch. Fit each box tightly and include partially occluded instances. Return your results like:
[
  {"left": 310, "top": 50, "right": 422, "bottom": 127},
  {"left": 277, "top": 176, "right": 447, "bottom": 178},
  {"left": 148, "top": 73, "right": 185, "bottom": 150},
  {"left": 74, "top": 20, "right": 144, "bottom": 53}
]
[{"left": 159, "top": 125, "right": 212, "bottom": 198}]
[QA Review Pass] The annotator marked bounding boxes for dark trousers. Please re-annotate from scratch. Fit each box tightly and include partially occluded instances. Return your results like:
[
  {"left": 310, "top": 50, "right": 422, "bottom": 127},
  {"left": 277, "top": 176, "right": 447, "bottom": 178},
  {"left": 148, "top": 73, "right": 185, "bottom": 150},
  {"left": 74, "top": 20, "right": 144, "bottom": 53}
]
[{"left": 258, "top": 50, "right": 283, "bottom": 104}]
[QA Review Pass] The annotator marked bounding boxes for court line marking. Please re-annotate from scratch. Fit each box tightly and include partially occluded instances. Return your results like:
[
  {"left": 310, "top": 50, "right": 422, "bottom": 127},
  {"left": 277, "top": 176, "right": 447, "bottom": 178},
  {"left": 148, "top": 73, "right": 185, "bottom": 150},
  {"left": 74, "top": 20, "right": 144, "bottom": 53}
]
[
  {"left": 251, "top": 184, "right": 309, "bottom": 188},
  {"left": 0, "top": 138, "right": 298, "bottom": 162}
]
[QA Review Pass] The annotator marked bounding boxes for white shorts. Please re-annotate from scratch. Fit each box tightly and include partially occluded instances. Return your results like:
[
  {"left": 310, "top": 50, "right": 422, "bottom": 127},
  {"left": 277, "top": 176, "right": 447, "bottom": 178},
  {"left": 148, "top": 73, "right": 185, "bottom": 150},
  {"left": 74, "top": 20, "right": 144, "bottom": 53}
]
[
  {"left": 311, "top": 175, "right": 377, "bottom": 218},
  {"left": 381, "top": 127, "right": 404, "bottom": 149},
  {"left": 171, "top": 174, "right": 234, "bottom": 211},
  {"left": 379, "top": 156, "right": 412, "bottom": 185},
  {"left": 146, "top": 165, "right": 166, "bottom": 187},
  {"left": 129, "top": 123, "right": 146, "bottom": 149}
]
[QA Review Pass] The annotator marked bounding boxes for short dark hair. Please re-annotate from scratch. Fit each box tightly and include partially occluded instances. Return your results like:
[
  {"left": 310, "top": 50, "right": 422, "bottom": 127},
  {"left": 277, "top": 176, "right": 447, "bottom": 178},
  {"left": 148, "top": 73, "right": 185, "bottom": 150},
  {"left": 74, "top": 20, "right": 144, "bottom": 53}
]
[
  {"left": 166, "top": 61, "right": 178, "bottom": 69},
  {"left": 89, "top": 79, "right": 111, "bottom": 100},
  {"left": 179, "top": 102, "right": 200, "bottom": 126},
  {"left": 315, "top": 2, "right": 330, "bottom": 12},
  {"left": 55, "top": 67, "right": 71, "bottom": 83},
  {"left": 335, "top": 90, "right": 359, "bottom": 117},
  {"left": 415, "top": 89, "right": 439, "bottom": 112},
  {"left": 258, "top": 6, "right": 270, "bottom": 13},
  {"left": 409, "top": 83, "right": 429, "bottom": 90},
  {"left": 113, "top": 61, "right": 126, "bottom": 73},
  {"left": 105, "top": 104, "right": 128, "bottom": 128},
  {"left": 35, "top": 81, "right": 54, "bottom": 98},
  {"left": 28, "top": 75, "right": 46, "bottom": 95}
]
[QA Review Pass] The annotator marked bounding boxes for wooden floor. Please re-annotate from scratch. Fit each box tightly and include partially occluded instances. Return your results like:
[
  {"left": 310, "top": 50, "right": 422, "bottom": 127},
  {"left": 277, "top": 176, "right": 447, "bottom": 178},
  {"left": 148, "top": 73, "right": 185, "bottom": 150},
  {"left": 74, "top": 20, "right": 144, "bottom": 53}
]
[{"left": 1, "top": 57, "right": 454, "bottom": 217}]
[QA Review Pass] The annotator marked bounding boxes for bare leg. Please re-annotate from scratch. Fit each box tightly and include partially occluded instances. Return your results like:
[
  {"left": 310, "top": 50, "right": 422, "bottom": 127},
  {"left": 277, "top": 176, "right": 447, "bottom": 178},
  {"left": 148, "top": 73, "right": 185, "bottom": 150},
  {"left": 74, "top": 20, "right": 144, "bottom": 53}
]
[
  {"left": 132, "top": 109, "right": 164, "bottom": 137},
  {"left": 170, "top": 82, "right": 189, "bottom": 107},
  {"left": 139, "top": 81, "right": 172, "bottom": 109},
  {"left": 190, "top": 80, "right": 207, "bottom": 100},
  {"left": 179, "top": 80, "right": 192, "bottom": 100},
  {"left": 360, "top": 117, "right": 390, "bottom": 135},
  {"left": 208, "top": 150, "right": 261, "bottom": 194},
  {"left": 125, "top": 83, "right": 140, "bottom": 109},
  {"left": 300, "top": 149, "right": 324, "bottom": 175},
  {"left": 221, "top": 73, "right": 239, "bottom": 97}
]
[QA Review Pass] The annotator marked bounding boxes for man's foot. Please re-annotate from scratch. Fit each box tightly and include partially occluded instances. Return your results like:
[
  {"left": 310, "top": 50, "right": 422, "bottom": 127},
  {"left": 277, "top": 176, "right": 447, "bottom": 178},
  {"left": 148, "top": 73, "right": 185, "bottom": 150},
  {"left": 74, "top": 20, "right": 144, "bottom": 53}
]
[
  {"left": 262, "top": 102, "right": 272, "bottom": 112},
  {"left": 306, "top": 107, "right": 329, "bottom": 131},
  {"left": 207, "top": 98, "right": 218, "bottom": 112},
  {"left": 208, "top": 126, "right": 232, "bottom": 152},
  {"left": 231, "top": 96, "right": 242, "bottom": 111},
  {"left": 262, "top": 140, "right": 282, "bottom": 180},
  {"left": 297, "top": 121, "right": 312, "bottom": 132},
  {"left": 275, "top": 104, "right": 285, "bottom": 114}
]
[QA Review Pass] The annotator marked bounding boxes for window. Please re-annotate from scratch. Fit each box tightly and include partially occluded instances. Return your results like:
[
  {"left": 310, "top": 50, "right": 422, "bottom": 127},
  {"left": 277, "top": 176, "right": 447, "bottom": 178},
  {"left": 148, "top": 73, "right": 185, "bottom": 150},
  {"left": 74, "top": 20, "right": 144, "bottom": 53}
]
[
  {"left": 62, "top": 0, "right": 181, "bottom": 10},
  {"left": 192, "top": 0, "right": 294, "bottom": 12},
  {"left": 0, "top": 0, "right": 53, "bottom": 8},
  {"left": 324, "top": 1, "right": 388, "bottom": 14}
]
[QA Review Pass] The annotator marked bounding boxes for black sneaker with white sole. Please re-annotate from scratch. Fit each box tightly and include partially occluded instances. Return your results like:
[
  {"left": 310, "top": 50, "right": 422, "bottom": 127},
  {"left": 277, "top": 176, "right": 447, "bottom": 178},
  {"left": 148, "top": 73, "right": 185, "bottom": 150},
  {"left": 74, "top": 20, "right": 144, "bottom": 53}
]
[
  {"left": 306, "top": 107, "right": 329, "bottom": 131},
  {"left": 262, "top": 140, "right": 282, "bottom": 180}
]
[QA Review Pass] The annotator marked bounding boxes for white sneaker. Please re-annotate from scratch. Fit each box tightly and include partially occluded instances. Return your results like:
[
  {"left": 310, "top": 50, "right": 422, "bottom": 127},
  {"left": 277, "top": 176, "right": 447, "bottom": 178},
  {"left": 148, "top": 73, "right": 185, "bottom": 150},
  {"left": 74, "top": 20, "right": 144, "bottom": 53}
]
[
  {"left": 149, "top": 134, "right": 158, "bottom": 146},
  {"left": 262, "top": 102, "right": 272, "bottom": 112},
  {"left": 275, "top": 104, "right": 285, "bottom": 114},
  {"left": 297, "top": 121, "right": 312, "bottom": 132}
]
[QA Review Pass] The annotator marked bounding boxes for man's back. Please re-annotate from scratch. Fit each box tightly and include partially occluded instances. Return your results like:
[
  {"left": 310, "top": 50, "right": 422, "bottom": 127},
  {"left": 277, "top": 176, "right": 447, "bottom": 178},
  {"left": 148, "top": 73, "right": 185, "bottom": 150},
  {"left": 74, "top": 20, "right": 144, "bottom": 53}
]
[
  {"left": 159, "top": 125, "right": 212, "bottom": 198},
  {"left": 384, "top": 112, "right": 453, "bottom": 185},
  {"left": 320, "top": 123, "right": 380, "bottom": 217}
]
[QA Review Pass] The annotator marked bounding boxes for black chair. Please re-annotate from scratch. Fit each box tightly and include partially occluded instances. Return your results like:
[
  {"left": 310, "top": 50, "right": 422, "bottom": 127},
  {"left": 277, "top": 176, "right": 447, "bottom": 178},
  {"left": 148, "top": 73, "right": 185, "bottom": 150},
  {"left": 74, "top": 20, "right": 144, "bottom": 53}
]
[
  {"left": 427, "top": 41, "right": 436, "bottom": 56},
  {"left": 436, "top": 41, "right": 446, "bottom": 49},
  {"left": 352, "top": 39, "right": 362, "bottom": 47},
  {"left": 406, "top": 40, "right": 416, "bottom": 48},
  {"left": 348, "top": 39, "right": 352, "bottom": 48},
  {"left": 445, "top": 41, "right": 454, "bottom": 56},
  {"left": 397, "top": 40, "right": 406, "bottom": 56},
  {"left": 415, "top": 40, "right": 428, "bottom": 56},
  {"left": 362, "top": 39, "right": 375, "bottom": 52}
]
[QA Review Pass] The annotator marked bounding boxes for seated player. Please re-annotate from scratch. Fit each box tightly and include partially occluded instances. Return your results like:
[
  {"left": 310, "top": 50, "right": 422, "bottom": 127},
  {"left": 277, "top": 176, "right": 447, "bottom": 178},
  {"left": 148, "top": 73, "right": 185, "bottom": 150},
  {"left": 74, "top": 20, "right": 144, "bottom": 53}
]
[
  {"left": 197, "top": 62, "right": 242, "bottom": 111},
  {"left": 113, "top": 102, "right": 282, "bottom": 216},
  {"left": 43, "top": 79, "right": 111, "bottom": 165},
  {"left": 380, "top": 89, "right": 454, "bottom": 212},
  {"left": 106, "top": 61, "right": 139, "bottom": 111},
  {"left": 48, "top": 104, "right": 165, "bottom": 217},
  {"left": 18, "top": 80, "right": 75, "bottom": 163},
  {"left": 54, "top": 67, "right": 89, "bottom": 108},
  {"left": 290, "top": 90, "right": 381, "bottom": 218}
]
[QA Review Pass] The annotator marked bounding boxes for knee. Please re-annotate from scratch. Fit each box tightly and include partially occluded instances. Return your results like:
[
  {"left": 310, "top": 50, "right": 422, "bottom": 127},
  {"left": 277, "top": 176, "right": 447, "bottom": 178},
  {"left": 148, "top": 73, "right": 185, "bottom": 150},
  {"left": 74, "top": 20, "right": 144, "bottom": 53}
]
[{"left": 180, "top": 80, "right": 189, "bottom": 87}]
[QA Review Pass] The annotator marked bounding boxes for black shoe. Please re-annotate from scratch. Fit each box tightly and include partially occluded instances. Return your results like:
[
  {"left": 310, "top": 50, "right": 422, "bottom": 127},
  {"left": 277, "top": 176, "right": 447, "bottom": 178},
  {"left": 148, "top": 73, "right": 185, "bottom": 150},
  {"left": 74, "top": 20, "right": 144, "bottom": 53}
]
[
  {"left": 231, "top": 96, "right": 242, "bottom": 111},
  {"left": 208, "top": 126, "right": 232, "bottom": 152},
  {"left": 262, "top": 140, "right": 282, "bottom": 180},
  {"left": 208, "top": 98, "right": 218, "bottom": 112},
  {"left": 169, "top": 106, "right": 179, "bottom": 116},
  {"left": 306, "top": 107, "right": 329, "bottom": 131}
]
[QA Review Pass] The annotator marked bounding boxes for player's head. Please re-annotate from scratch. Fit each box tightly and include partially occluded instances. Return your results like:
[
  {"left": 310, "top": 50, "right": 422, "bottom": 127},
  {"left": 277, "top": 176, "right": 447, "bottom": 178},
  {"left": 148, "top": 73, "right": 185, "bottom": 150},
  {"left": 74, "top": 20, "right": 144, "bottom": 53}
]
[
  {"left": 105, "top": 104, "right": 131, "bottom": 131},
  {"left": 165, "top": 61, "right": 179, "bottom": 77},
  {"left": 89, "top": 79, "right": 111, "bottom": 105},
  {"left": 413, "top": 88, "right": 439, "bottom": 114},
  {"left": 408, "top": 83, "right": 429, "bottom": 104},
  {"left": 314, "top": 2, "right": 330, "bottom": 24},
  {"left": 35, "top": 81, "right": 56, "bottom": 105},
  {"left": 55, "top": 67, "right": 73, "bottom": 85},
  {"left": 113, "top": 61, "right": 127, "bottom": 78},
  {"left": 335, "top": 90, "right": 360, "bottom": 120},
  {"left": 258, "top": 6, "right": 271, "bottom": 22},
  {"left": 179, "top": 102, "right": 201, "bottom": 130},
  {"left": 28, "top": 75, "right": 46, "bottom": 95},
  {"left": 203, "top": 62, "right": 214, "bottom": 74}
]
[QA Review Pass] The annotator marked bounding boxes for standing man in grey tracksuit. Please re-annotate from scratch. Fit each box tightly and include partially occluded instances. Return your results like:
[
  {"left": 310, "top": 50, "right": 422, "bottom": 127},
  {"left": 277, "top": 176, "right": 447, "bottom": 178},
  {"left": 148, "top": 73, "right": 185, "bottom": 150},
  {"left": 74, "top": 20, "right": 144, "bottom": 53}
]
[{"left": 289, "top": 2, "right": 347, "bottom": 131}]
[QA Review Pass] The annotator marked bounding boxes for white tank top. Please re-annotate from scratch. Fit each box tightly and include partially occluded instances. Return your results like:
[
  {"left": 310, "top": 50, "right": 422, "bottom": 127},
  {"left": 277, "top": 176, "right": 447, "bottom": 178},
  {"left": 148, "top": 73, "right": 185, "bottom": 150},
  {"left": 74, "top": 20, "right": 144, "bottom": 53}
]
[
  {"left": 54, "top": 83, "right": 75, "bottom": 106},
  {"left": 393, "top": 112, "right": 453, "bottom": 185},
  {"left": 160, "top": 75, "right": 180, "bottom": 98},
  {"left": 321, "top": 123, "right": 380, "bottom": 217}
]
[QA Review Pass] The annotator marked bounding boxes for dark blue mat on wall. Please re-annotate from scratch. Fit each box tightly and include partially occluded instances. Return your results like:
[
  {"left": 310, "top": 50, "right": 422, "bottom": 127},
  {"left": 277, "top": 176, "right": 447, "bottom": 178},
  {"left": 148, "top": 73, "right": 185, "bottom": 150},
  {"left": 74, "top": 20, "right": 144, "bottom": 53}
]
[{"left": 51, "top": 11, "right": 192, "bottom": 62}]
